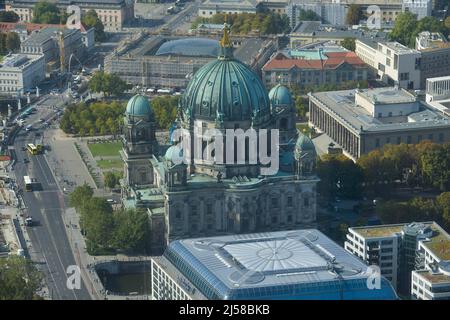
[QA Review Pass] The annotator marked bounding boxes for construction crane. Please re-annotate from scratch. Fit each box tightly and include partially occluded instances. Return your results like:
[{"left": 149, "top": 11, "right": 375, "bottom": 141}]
[{"left": 59, "top": 30, "right": 65, "bottom": 74}]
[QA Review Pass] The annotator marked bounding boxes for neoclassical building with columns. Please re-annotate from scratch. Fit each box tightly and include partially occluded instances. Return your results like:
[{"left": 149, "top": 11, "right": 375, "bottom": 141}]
[{"left": 120, "top": 26, "right": 319, "bottom": 253}]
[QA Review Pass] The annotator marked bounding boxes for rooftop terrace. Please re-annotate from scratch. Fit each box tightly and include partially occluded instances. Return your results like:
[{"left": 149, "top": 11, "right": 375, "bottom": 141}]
[
  {"left": 415, "top": 270, "right": 450, "bottom": 284},
  {"left": 351, "top": 224, "right": 405, "bottom": 238},
  {"left": 423, "top": 225, "right": 450, "bottom": 261}
]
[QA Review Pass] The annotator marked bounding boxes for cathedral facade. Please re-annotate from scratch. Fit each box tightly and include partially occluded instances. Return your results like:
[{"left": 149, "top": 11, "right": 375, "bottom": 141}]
[{"left": 120, "top": 26, "right": 319, "bottom": 253}]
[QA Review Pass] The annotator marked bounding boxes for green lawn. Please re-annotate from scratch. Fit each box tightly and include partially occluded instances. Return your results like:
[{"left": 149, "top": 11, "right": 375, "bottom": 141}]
[
  {"left": 296, "top": 123, "right": 312, "bottom": 134},
  {"left": 96, "top": 159, "right": 123, "bottom": 170},
  {"left": 88, "top": 141, "right": 122, "bottom": 158}
]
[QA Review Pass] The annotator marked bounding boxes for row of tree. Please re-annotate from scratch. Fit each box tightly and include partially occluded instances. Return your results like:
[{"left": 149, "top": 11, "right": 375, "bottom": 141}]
[
  {"left": 0, "top": 255, "right": 43, "bottom": 300},
  {"left": 60, "top": 100, "right": 125, "bottom": 136},
  {"left": 317, "top": 141, "right": 450, "bottom": 201},
  {"left": 376, "top": 192, "right": 450, "bottom": 228},
  {"left": 0, "top": 11, "right": 20, "bottom": 22},
  {"left": 192, "top": 12, "right": 291, "bottom": 35},
  {"left": 70, "top": 184, "right": 149, "bottom": 255},
  {"left": 390, "top": 12, "right": 450, "bottom": 48},
  {"left": 88, "top": 71, "right": 131, "bottom": 97},
  {"left": 152, "top": 95, "right": 179, "bottom": 130},
  {"left": 0, "top": 32, "right": 21, "bottom": 55}
]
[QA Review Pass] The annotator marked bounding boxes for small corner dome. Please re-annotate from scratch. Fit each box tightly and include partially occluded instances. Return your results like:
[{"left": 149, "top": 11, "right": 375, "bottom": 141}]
[
  {"left": 165, "top": 145, "right": 184, "bottom": 164},
  {"left": 269, "top": 84, "right": 293, "bottom": 106},
  {"left": 126, "top": 94, "right": 153, "bottom": 120},
  {"left": 296, "top": 131, "right": 315, "bottom": 152}
]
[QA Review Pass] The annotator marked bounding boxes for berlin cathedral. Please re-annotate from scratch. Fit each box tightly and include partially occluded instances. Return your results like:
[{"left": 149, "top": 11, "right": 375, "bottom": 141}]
[{"left": 120, "top": 25, "right": 319, "bottom": 253}]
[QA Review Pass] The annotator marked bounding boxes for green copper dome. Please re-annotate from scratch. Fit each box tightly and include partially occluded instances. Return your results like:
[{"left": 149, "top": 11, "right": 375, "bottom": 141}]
[
  {"left": 126, "top": 94, "right": 153, "bottom": 120},
  {"left": 269, "top": 84, "right": 293, "bottom": 106},
  {"left": 296, "top": 131, "right": 315, "bottom": 151},
  {"left": 180, "top": 24, "right": 270, "bottom": 123},
  {"left": 181, "top": 59, "right": 270, "bottom": 122}
]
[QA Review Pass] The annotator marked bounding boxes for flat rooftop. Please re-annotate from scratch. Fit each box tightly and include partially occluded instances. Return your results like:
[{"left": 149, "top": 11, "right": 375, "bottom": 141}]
[
  {"left": 358, "top": 87, "right": 416, "bottom": 105},
  {"left": 414, "top": 270, "right": 450, "bottom": 284},
  {"left": 309, "top": 88, "right": 450, "bottom": 133},
  {"left": 0, "top": 54, "right": 41, "bottom": 70},
  {"left": 383, "top": 42, "right": 420, "bottom": 55},
  {"left": 172, "top": 229, "right": 378, "bottom": 287},
  {"left": 422, "top": 225, "right": 450, "bottom": 261},
  {"left": 291, "top": 21, "right": 388, "bottom": 41},
  {"left": 352, "top": 222, "right": 450, "bottom": 261},
  {"left": 351, "top": 224, "right": 405, "bottom": 238},
  {"left": 161, "top": 229, "right": 397, "bottom": 299}
]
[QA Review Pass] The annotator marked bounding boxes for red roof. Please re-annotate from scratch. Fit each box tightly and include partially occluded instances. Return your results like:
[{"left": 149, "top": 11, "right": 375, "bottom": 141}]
[
  {"left": 263, "top": 51, "right": 367, "bottom": 71},
  {"left": 0, "top": 22, "right": 88, "bottom": 33}
]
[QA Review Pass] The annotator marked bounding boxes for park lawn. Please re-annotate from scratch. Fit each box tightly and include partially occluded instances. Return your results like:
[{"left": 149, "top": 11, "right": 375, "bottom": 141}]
[
  {"left": 96, "top": 159, "right": 123, "bottom": 170},
  {"left": 296, "top": 123, "right": 312, "bottom": 134},
  {"left": 88, "top": 141, "right": 122, "bottom": 158}
]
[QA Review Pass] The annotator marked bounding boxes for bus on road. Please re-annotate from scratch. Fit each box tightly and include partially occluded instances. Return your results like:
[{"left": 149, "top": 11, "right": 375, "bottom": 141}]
[
  {"left": 27, "top": 143, "right": 39, "bottom": 155},
  {"left": 24, "top": 176, "right": 37, "bottom": 191}
]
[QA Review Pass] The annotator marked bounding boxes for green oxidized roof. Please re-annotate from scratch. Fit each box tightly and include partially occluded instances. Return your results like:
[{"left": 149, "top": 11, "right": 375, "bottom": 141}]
[
  {"left": 165, "top": 145, "right": 184, "bottom": 163},
  {"left": 269, "top": 84, "right": 293, "bottom": 106},
  {"left": 296, "top": 131, "right": 315, "bottom": 151},
  {"left": 126, "top": 94, "right": 153, "bottom": 119},
  {"left": 180, "top": 23, "right": 270, "bottom": 123}
]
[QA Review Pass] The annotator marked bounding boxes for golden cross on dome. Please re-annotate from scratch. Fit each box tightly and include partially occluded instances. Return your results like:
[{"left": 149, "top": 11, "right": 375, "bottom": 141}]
[{"left": 220, "top": 14, "right": 232, "bottom": 48}]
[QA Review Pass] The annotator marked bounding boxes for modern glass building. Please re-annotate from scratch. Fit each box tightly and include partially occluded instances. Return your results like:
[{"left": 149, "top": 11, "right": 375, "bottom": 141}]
[{"left": 151, "top": 229, "right": 398, "bottom": 300}]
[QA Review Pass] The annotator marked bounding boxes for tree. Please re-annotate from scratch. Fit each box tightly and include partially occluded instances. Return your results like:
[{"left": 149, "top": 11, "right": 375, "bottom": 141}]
[
  {"left": 88, "top": 71, "right": 130, "bottom": 97},
  {"left": 346, "top": 4, "right": 362, "bottom": 25},
  {"left": 294, "top": 95, "right": 308, "bottom": 119},
  {"left": 437, "top": 192, "right": 450, "bottom": 226},
  {"left": 69, "top": 183, "right": 94, "bottom": 210},
  {"left": 151, "top": 95, "right": 179, "bottom": 129},
  {"left": 113, "top": 208, "right": 149, "bottom": 253},
  {"left": 445, "top": 16, "right": 450, "bottom": 32},
  {"left": 298, "top": 9, "right": 321, "bottom": 22},
  {"left": 420, "top": 143, "right": 450, "bottom": 191},
  {"left": 32, "top": 1, "right": 65, "bottom": 24},
  {"left": 104, "top": 171, "right": 118, "bottom": 189},
  {"left": 82, "top": 9, "right": 106, "bottom": 42},
  {"left": 5, "top": 32, "right": 20, "bottom": 52},
  {"left": 390, "top": 12, "right": 418, "bottom": 47},
  {"left": 82, "top": 197, "right": 114, "bottom": 254},
  {"left": 357, "top": 149, "right": 397, "bottom": 195},
  {"left": 0, "top": 11, "right": 20, "bottom": 22},
  {"left": 107, "top": 73, "right": 131, "bottom": 97},
  {"left": 341, "top": 37, "right": 356, "bottom": 52},
  {"left": 317, "top": 154, "right": 364, "bottom": 200},
  {"left": 191, "top": 12, "right": 291, "bottom": 35},
  {"left": 0, "top": 255, "right": 43, "bottom": 300}
]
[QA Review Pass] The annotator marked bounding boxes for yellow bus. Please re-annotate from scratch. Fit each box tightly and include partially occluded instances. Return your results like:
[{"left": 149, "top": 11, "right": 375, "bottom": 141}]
[{"left": 27, "top": 143, "right": 39, "bottom": 155}]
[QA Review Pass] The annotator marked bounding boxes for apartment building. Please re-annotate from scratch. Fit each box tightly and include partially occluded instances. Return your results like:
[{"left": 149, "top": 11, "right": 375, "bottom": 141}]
[
  {"left": 5, "top": 0, "right": 134, "bottom": 31},
  {"left": 345, "top": 222, "right": 450, "bottom": 299}
]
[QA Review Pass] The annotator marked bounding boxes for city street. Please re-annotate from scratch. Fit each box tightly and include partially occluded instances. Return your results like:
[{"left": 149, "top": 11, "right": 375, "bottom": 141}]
[{"left": 10, "top": 97, "right": 91, "bottom": 300}]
